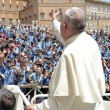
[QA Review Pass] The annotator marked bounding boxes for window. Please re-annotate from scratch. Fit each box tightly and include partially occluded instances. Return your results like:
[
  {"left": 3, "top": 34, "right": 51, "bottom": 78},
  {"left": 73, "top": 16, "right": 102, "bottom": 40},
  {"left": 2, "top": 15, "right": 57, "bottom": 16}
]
[
  {"left": 2, "top": 5, "right": 5, "bottom": 10},
  {"left": 2, "top": 0, "right": 4, "bottom": 3},
  {"left": 105, "top": 7, "right": 107, "bottom": 13},
  {"left": 107, "top": 8, "right": 110, "bottom": 13},
  {"left": 2, "top": 18, "right": 6, "bottom": 24},
  {"left": 9, "top": 5, "right": 12, "bottom": 11},
  {"left": 23, "top": 1, "right": 27, "bottom": 8},
  {"left": 49, "top": 10, "right": 53, "bottom": 17},
  {"left": 50, "top": 0, "right": 53, "bottom": 3},
  {"left": 23, "top": 1, "right": 27, "bottom": 6},
  {"left": 22, "top": 18, "right": 24, "bottom": 23},
  {"left": 34, "top": 0, "right": 37, "bottom": 4},
  {"left": 34, "top": 12, "right": 37, "bottom": 18},
  {"left": 16, "top": 19, "right": 18, "bottom": 24},
  {"left": 16, "top": 6, "right": 19, "bottom": 11},
  {"left": 78, "top": 0, "right": 85, "bottom": 3},
  {"left": 9, "top": 18, "right": 13, "bottom": 24},
  {"left": 29, "top": 13, "right": 32, "bottom": 18},
  {"left": 100, "top": 7, "right": 103, "bottom": 12},
  {"left": 40, "top": 12, "right": 45, "bottom": 20},
  {"left": 59, "top": 8, "right": 62, "bottom": 20},
  {"left": 40, "top": 0, "right": 44, "bottom": 3},
  {"left": 10, "top": 0, "right": 12, "bottom": 4},
  {"left": 25, "top": 17, "right": 27, "bottom": 23},
  {"left": 59, "top": 0, "right": 62, "bottom": 3},
  {"left": 68, "top": 0, "right": 71, "bottom": 3},
  {"left": 16, "top": 1, "right": 19, "bottom": 5}
]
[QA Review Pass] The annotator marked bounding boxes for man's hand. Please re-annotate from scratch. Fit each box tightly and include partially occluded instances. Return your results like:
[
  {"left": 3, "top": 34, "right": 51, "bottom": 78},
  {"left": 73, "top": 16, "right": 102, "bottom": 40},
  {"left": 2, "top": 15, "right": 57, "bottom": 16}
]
[
  {"left": 26, "top": 104, "right": 37, "bottom": 110},
  {"left": 106, "top": 83, "right": 110, "bottom": 92},
  {"left": 0, "top": 73, "right": 5, "bottom": 79},
  {"left": 52, "top": 11, "right": 60, "bottom": 21}
]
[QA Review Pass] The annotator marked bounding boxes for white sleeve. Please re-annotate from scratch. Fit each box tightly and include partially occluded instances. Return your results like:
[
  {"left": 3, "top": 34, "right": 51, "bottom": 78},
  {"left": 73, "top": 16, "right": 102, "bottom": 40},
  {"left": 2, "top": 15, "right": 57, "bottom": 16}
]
[{"left": 52, "top": 20, "right": 65, "bottom": 45}]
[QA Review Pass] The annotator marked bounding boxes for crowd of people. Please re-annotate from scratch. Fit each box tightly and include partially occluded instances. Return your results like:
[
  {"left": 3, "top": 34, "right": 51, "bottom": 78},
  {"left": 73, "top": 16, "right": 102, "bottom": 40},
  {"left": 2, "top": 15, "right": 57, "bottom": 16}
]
[
  {"left": 0, "top": 24, "right": 64, "bottom": 94},
  {"left": 91, "top": 30, "right": 110, "bottom": 92},
  {"left": 0, "top": 18, "right": 110, "bottom": 95}
]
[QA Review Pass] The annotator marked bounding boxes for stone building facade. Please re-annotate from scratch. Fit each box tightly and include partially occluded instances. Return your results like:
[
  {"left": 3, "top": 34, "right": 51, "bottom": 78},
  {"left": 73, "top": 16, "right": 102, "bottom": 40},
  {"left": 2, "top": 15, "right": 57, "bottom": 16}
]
[
  {"left": 19, "top": 0, "right": 85, "bottom": 26},
  {"left": 19, "top": 0, "right": 110, "bottom": 31},
  {"left": 86, "top": 0, "right": 110, "bottom": 32},
  {"left": 0, "top": 0, "right": 27, "bottom": 26}
]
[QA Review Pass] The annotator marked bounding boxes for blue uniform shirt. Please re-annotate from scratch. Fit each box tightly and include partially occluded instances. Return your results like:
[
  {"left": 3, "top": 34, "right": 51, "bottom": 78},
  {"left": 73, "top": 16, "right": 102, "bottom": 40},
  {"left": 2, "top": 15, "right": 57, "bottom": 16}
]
[
  {"left": 29, "top": 72, "right": 43, "bottom": 85},
  {"left": 4, "top": 67, "right": 18, "bottom": 85}
]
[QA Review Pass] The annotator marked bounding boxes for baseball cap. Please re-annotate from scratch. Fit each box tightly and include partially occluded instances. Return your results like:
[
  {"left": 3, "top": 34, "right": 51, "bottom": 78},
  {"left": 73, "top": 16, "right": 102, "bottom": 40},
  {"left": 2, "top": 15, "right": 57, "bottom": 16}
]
[{"left": 6, "top": 59, "right": 12, "bottom": 62}]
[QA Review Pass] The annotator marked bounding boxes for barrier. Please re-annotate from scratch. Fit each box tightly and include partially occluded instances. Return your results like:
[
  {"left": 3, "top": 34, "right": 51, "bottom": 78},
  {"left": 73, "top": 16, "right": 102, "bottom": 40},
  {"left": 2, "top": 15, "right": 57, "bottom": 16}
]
[{"left": 19, "top": 84, "right": 49, "bottom": 96}]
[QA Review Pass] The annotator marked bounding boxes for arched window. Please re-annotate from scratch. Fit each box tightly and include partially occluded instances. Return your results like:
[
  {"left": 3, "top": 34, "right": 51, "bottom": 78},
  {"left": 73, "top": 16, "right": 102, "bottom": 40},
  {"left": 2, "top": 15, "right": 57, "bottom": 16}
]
[
  {"left": 50, "top": 0, "right": 53, "bottom": 3},
  {"left": 16, "top": 6, "right": 19, "bottom": 11},
  {"left": 40, "top": 12, "right": 45, "bottom": 20},
  {"left": 40, "top": 0, "right": 44, "bottom": 3},
  {"left": 68, "top": 0, "right": 71, "bottom": 3},
  {"left": 59, "top": 0, "right": 62, "bottom": 3},
  {"left": 9, "top": 18, "right": 13, "bottom": 24},
  {"left": 9, "top": 0, "right": 12, "bottom": 4},
  {"left": 2, "top": 0, "right": 4, "bottom": 3},
  {"left": 2, "top": 5, "right": 5, "bottom": 10},
  {"left": 9, "top": 5, "right": 12, "bottom": 11},
  {"left": 29, "top": 13, "right": 32, "bottom": 18}
]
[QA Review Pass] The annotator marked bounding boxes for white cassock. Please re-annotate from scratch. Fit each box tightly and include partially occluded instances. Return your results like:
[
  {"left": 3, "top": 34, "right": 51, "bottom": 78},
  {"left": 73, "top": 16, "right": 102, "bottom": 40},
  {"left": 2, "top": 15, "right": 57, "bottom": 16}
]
[{"left": 36, "top": 20, "right": 106, "bottom": 110}]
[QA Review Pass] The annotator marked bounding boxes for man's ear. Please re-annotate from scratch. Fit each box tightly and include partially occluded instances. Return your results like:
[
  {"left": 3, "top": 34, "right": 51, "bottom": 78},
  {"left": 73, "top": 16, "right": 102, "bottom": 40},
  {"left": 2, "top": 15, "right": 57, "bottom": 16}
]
[{"left": 63, "top": 23, "right": 67, "bottom": 31}]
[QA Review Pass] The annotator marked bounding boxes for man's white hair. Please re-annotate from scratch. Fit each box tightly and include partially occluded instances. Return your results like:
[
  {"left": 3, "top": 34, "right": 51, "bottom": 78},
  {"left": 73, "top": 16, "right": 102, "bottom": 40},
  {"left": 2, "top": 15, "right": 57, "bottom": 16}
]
[{"left": 62, "top": 7, "right": 86, "bottom": 31}]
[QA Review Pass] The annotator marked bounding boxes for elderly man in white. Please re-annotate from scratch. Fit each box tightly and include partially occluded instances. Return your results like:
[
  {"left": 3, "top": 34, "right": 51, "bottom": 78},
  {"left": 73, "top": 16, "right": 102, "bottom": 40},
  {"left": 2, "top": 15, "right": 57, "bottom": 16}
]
[{"left": 26, "top": 7, "right": 105, "bottom": 110}]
